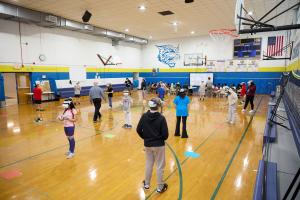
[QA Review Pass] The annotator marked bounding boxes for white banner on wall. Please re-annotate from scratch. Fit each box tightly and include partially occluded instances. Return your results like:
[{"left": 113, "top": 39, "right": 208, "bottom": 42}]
[{"left": 190, "top": 73, "right": 214, "bottom": 86}]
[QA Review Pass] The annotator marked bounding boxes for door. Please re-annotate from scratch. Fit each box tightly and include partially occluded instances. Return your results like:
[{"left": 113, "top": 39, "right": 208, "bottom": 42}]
[
  {"left": 3, "top": 73, "right": 18, "bottom": 106},
  {"left": 16, "top": 73, "right": 31, "bottom": 104}
]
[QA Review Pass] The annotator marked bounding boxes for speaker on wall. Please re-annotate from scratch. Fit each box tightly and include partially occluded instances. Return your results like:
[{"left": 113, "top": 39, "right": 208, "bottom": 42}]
[{"left": 82, "top": 10, "right": 92, "bottom": 23}]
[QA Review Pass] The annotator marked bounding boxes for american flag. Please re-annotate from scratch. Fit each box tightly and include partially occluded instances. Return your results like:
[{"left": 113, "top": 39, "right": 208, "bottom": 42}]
[{"left": 267, "top": 36, "right": 284, "bottom": 57}]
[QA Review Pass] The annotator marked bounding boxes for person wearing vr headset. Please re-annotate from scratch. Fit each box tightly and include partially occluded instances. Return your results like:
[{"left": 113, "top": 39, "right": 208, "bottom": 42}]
[
  {"left": 173, "top": 89, "right": 190, "bottom": 138},
  {"left": 224, "top": 87, "right": 238, "bottom": 124},
  {"left": 136, "top": 98, "right": 169, "bottom": 194},
  {"left": 57, "top": 98, "right": 77, "bottom": 159},
  {"left": 121, "top": 90, "right": 133, "bottom": 128}
]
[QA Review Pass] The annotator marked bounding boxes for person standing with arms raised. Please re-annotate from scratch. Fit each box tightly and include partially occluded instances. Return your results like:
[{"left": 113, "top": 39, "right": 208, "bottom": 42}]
[{"left": 89, "top": 81, "right": 105, "bottom": 122}]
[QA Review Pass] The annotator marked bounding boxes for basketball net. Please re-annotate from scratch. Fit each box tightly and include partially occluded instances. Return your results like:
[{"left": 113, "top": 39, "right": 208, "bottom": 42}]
[{"left": 209, "top": 29, "right": 238, "bottom": 42}]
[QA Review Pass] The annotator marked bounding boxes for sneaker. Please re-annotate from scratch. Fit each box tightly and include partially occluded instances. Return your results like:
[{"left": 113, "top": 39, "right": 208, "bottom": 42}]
[
  {"left": 122, "top": 124, "right": 128, "bottom": 128},
  {"left": 156, "top": 183, "right": 168, "bottom": 193},
  {"left": 143, "top": 180, "right": 150, "bottom": 190},
  {"left": 242, "top": 109, "right": 246, "bottom": 112},
  {"left": 249, "top": 110, "right": 255, "bottom": 114},
  {"left": 66, "top": 152, "right": 74, "bottom": 159},
  {"left": 230, "top": 121, "right": 234, "bottom": 124},
  {"left": 65, "top": 151, "right": 70, "bottom": 156},
  {"left": 39, "top": 118, "right": 43, "bottom": 122},
  {"left": 127, "top": 125, "right": 132, "bottom": 128}
]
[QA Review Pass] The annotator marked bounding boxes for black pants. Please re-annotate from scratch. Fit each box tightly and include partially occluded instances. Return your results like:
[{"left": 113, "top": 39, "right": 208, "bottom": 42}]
[
  {"left": 93, "top": 98, "right": 102, "bottom": 121},
  {"left": 175, "top": 116, "right": 188, "bottom": 138},
  {"left": 244, "top": 96, "right": 254, "bottom": 110}
]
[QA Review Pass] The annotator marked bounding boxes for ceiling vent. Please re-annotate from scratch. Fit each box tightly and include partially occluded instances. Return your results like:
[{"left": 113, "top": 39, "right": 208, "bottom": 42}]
[
  {"left": 45, "top": 15, "right": 57, "bottom": 23},
  {"left": 158, "top": 10, "right": 174, "bottom": 16},
  {"left": 185, "top": 0, "right": 194, "bottom": 3}
]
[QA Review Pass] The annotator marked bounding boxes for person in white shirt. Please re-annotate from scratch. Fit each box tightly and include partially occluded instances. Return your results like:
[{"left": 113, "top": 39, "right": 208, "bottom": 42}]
[
  {"left": 206, "top": 77, "right": 213, "bottom": 97},
  {"left": 225, "top": 87, "right": 238, "bottom": 124},
  {"left": 74, "top": 82, "right": 81, "bottom": 106},
  {"left": 121, "top": 90, "right": 133, "bottom": 128},
  {"left": 199, "top": 81, "right": 206, "bottom": 101}
]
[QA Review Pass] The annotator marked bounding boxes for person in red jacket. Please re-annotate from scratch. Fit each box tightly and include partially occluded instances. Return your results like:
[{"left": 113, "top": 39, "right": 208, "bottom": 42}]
[
  {"left": 240, "top": 82, "right": 247, "bottom": 104},
  {"left": 242, "top": 80, "right": 256, "bottom": 114},
  {"left": 33, "top": 82, "right": 43, "bottom": 122}
]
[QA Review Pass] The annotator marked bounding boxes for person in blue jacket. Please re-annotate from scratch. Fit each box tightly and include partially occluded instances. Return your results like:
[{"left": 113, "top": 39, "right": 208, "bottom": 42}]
[{"left": 173, "top": 89, "right": 190, "bottom": 138}]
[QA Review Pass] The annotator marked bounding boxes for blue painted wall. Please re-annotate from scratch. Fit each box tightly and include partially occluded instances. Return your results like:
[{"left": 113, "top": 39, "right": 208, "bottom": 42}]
[
  {"left": 30, "top": 72, "right": 69, "bottom": 94},
  {"left": 28, "top": 71, "right": 281, "bottom": 95},
  {"left": 0, "top": 73, "right": 5, "bottom": 101},
  {"left": 140, "top": 72, "right": 282, "bottom": 94}
]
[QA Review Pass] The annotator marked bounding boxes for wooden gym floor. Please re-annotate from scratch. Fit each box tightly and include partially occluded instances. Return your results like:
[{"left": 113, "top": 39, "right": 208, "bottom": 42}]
[{"left": 0, "top": 91, "right": 268, "bottom": 200}]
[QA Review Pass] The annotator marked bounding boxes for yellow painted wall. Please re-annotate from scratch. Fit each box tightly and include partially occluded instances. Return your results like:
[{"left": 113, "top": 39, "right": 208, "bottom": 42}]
[{"left": 0, "top": 63, "right": 299, "bottom": 73}]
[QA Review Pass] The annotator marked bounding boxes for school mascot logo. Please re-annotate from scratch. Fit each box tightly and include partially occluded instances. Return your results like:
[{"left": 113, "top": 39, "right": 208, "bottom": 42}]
[{"left": 156, "top": 44, "right": 180, "bottom": 68}]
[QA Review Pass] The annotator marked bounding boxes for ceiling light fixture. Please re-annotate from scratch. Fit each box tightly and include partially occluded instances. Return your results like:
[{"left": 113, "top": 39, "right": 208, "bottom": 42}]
[
  {"left": 125, "top": 28, "right": 129, "bottom": 32},
  {"left": 138, "top": 5, "right": 146, "bottom": 10},
  {"left": 172, "top": 22, "right": 178, "bottom": 26},
  {"left": 248, "top": 11, "right": 253, "bottom": 16},
  {"left": 149, "top": 35, "right": 152, "bottom": 39},
  {"left": 191, "top": 31, "right": 195, "bottom": 34}
]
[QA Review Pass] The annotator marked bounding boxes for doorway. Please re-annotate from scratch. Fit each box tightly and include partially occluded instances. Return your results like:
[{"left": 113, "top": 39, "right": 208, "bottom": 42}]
[
  {"left": 15, "top": 73, "right": 31, "bottom": 104},
  {"left": 3, "top": 73, "right": 18, "bottom": 106},
  {"left": 3, "top": 73, "right": 31, "bottom": 106}
]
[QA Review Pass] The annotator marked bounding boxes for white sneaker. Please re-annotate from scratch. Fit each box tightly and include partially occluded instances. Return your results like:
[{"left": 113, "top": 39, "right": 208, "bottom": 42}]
[
  {"left": 230, "top": 121, "right": 234, "bottom": 124},
  {"left": 67, "top": 153, "right": 74, "bottom": 159},
  {"left": 65, "top": 151, "right": 70, "bottom": 156},
  {"left": 249, "top": 110, "right": 255, "bottom": 114},
  {"left": 242, "top": 109, "right": 246, "bottom": 112}
]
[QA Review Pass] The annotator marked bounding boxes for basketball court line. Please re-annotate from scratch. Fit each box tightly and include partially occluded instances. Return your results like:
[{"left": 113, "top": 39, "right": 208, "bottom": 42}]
[{"left": 210, "top": 96, "right": 263, "bottom": 200}]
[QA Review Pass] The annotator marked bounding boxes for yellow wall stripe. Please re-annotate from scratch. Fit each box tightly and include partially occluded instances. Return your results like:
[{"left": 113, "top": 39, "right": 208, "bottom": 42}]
[
  {"left": 257, "top": 67, "right": 286, "bottom": 72},
  {"left": 286, "top": 59, "right": 300, "bottom": 72},
  {"left": 0, "top": 65, "right": 69, "bottom": 72},
  {"left": 0, "top": 63, "right": 298, "bottom": 73}
]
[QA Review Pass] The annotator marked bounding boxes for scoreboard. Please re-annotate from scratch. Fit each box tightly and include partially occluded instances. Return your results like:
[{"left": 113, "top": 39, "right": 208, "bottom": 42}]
[{"left": 233, "top": 38, "right": 262, "bottom": 59}]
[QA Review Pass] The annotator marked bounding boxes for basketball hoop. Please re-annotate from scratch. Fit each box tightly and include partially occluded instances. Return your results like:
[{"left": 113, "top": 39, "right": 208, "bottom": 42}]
[{"left": 209, "top": 29, "right": 238, "bottom": 41}]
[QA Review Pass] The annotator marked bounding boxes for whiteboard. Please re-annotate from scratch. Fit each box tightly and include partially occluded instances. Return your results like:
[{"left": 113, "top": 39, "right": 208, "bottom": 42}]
[
  {"left": 69, "top": 66, "right": 86, "bottom": 82},
  {"left": 190, "top": 73, "right": 214, "bottom": 86}
]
